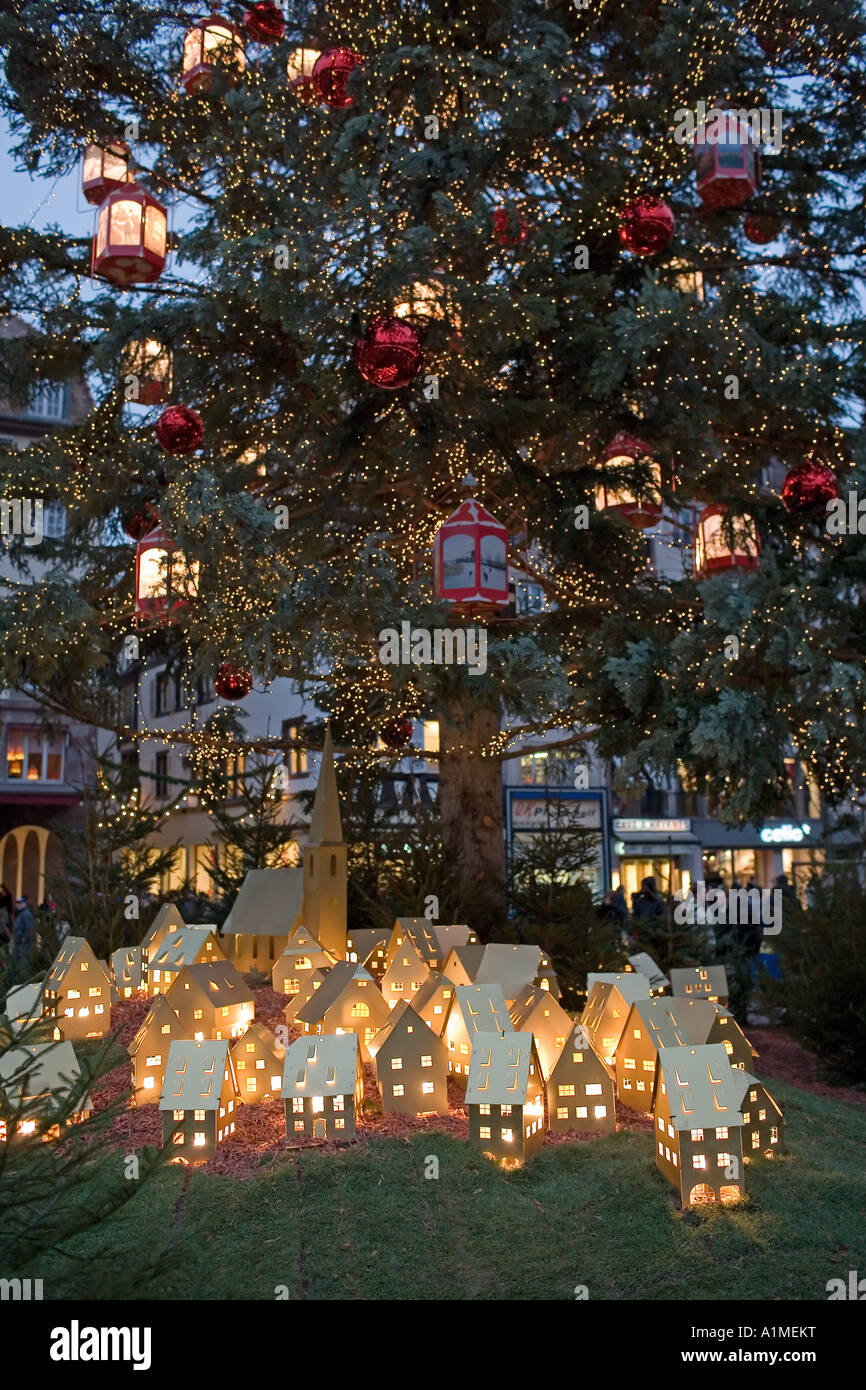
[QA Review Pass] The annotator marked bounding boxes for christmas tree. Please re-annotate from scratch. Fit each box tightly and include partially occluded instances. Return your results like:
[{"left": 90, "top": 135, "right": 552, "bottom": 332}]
[{"left": 1, "top": 0, "right": 866, "bottom": 934}]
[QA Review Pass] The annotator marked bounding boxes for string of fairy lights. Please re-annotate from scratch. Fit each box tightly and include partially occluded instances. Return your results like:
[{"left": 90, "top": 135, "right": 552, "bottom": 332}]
[{"left": 2, "top": 0, "right": 866, "bottom": 803}]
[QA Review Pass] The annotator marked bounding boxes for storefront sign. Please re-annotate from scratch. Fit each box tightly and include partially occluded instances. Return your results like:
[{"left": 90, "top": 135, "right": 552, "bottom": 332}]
[
  {"left": 512, "top": 796, "right": 602, "bottom": 830},
  {"left": 612, "top": 818, "right": 691, "bottom": 834},
  {"left": 759, "top": 823, "right": 811, "bottom": 845}
]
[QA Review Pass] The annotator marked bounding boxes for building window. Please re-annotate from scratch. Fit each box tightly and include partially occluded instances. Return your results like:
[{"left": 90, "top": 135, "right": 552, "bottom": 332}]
[
  {"left": 281, "top": 721, "right": 308, "bottom": 777},
  {"left": 26, "top": 383, "right": 67, "bottom": 420},
  {"left": 44, "top": 501, "right": 67, "bottom": 539},
  {"left": 154, "top": 671, "right": 182, "bottom": 716},
  {"left": 196, "top": 674, "right": 214, "bottom": 705},
  {"left": 5, "top": 727, "right": 64, "bottom": 782},
  {"left": 226, "top": 753, "right": 245, "bottom": 796},
  {"left": 519, "top": 752, "right": 548, "bottom": 785},
  {"left": 154, "top": 751, "right": 170, "bottom": 799}
]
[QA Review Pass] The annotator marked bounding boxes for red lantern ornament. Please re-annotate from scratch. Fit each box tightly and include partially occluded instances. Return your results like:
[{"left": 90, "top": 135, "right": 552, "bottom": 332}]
[
  {"left": 287, "top": 47, "right": 321, "bottom": 100},
  {"left": 693, "top": 111, "right": 761, "bottom": 210},
  {"left": 781, "top": 459, "right": 839, "bottom": 514},
  {"left": 744, "top": 212, "right": 781, "bottom": 245},
  {"left": 243, "top": 2, "right": 285, "bottom": 43},
  {"left": 122, "top": 503, "right": 159, "bottom": 541},
  {"left": 134, "top": 525, "right": 199, "bottom": 621},
  {"left": 595, "top": 433, "right": 663, "bottom": 529},
  {"left": 214, "top": 662, "right": 254, "bottom": 701},
  {"left": 312, "top": 48, "right": 362, "bottom": 107},
  {"left": 433, "top": 498, "right": 509, "bottom": 607},
  {"left": 82, "top": 138, "right": 132, "bottom": 206},
  {"left": 354, "top": 317, "right": 423, "bottom": 389},
  {"left": 92, "top": 184, "right": 167, "bottom": 287},
  {"left": 156, "top": 404, "right": 204, "bottom": 455},
  {"left": 618, "top": 197, "right": 675, "bottom": 256},
  {"left": 181, "top": 15, "right": 246, "bottom": 94},
  {"left": 381, "top": 716, "right": 414, "bottom": 750},
  {"left": 493, "top": 207, "right": 529, "bottom": 248},
  {"left": 694, "top": 506, "right": 760, "bottom": 577}
]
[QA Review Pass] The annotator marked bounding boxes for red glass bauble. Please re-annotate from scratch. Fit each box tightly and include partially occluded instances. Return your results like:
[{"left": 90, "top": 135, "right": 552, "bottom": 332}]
[
  {"left": 214, "top": 662, "right": 254, "bottom": 701},
  {"left": 244, "top": 2, "right": 285, "bottom": 42},
  {"left": 155, "top": 404, "right": 205, "bottom": 455},
  {"left": 381, "top": 716, "right": 413, "bottom": 749},
  {"left": 781, "top": 459, "right": 839, "bottom": 514},
  {"left": 312, "top": 48, "right": 362, "bottom": 107},
  {"left": 122, "top": 504, "right": 159, "bottom": 541},
  {"left": 744, "top": 212, "right": 781, "bottom": 245},
  {"left": 619, "top": 196, "right": 675, "bottom": 256},
  {"left": 493, "top": 207, "right": 529, "bottom": 248},
  {"left": 354, "top": 318, "right": 423, "bottom": 389}
]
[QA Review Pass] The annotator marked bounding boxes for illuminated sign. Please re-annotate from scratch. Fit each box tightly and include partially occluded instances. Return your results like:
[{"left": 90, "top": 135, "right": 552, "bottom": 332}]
[
  {"left": 612, "top": 818, "right": 691, "bottom": 834},
  {"left": 759, "top": 823, "right": 811, "bottom": 845}
]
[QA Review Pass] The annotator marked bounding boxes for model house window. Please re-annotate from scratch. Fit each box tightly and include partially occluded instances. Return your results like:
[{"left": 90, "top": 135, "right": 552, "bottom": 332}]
[
  {"left": 658, "top": 1140, "right": 664, "bottom": 1155},
  {"left": 479, "top": 1103, "right": 490, "bottom": 1115},
  {"left": 585, "top": 1084, "right": 602, "bottom": 1096},
  {"left": 759, "top": 1109, "right": 767, "bottom": 1121},
  {"left": 5, "top": 727, "right": 64, "bottom": 782},
  {"left": 690, "top": 1128, "right": 704, "bottom": 1142},
  {"left": 594, "top": 1105, "right": 607, "bottom": 1119},
  {"left": 715, "top": 1126, "right": 729, "bottom": 1139},
  {"left": 390, "top": 1057, "right": 403, "bottom": 1069},
  {"left": 282, "top": 721, "right": 308, "bottom": 777},
  {"left": 642, "top": 1060, "right": 655, "bottom": 1072},
  {"left": 172, "top": 1109, "right": 184, "bottom": 1121},
  {"left": 479, "top": 1125, "right": 491, "bottom": 1138},
  {"left": 623, "top": 1057, "right": 636, "bottom": 1070},
  {"left": 558, "top": 1084, "right": 575, "bottom": 1097},
  {"left": 717, "top": 1153, "right": 731, "bottom": 1167},
  {"left": 421, "top": 1081, "right": 434, "bottom": 1094},
  {"left": 392, "top": 1084, "right": 404, "bottom": 1096},
  {"left": 420, "top": 1055, "right": 432, "bottom": 1068},
  {"left": 154, "top": 751, "right": 170, "bottom": 799},
  {"left": 173, "top": 1132, "right": 185, "bottom": 1145},
  {"left": 26, "top": 383, "right": 67, "bottom": 420},
  {"left": 246, "top": 1078, "right": 257, "bottom": 1093},
  {"left": 501, "top": 1128, "right": 513, "bottom": 1142},
  {"left": 657, "top": 1115, "right": 665, "bottom": 1130},
  {"left": 557, "top": 1107, "right": 569, "bottom": 1120},
  {"left": 292, "top": 1096, "right": 304, "bottom": 1113},
  {"left": 692, "top": 1154, "right": 707, "bottom": 1170},
  {"left": 146, "top": 1054, "right": 161, "bottom": 1066},
  {"left": 333, "top": 1095, "right": 344, "bottom": 1111},
  {"left": 576, "top": 1105, "right": 588, "bottom": 1118},
  {"left": 770, "top": 1126, "right": 779, "bottom": 1143},
  {"left": 350, "top": 1002, "right": 369, "bottom": 1018},
  {"left": 193, "top": 1132, "right": 206, "bottom": 1147},
  {"left": 752, "top": 1131, "right": 760, "bottom": 1148}
]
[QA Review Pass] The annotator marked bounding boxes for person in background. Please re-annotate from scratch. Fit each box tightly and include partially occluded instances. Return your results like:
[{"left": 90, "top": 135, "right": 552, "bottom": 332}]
[
  {"left": 13, "top": 894, "right": 34, "bottom": 967},
  {"left": 633, "top": 875, "right": 666, "bottom": 922}
]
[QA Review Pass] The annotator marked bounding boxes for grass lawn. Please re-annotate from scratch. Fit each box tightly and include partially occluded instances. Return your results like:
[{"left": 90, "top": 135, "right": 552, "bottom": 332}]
[{"left": 19, "top": 1072, "right": 866, "bottom": 1301}]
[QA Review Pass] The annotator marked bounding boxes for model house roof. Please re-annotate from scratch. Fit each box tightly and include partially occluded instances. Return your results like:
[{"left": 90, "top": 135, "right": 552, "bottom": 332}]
[
  {"left": 733, "top": 1069, "right": 782, "bottom": 1113},
  {"left": 230, "top": 1021, "right": 286, "bottom": 1061},
  {"left": 465, "top": 1031, "right": 535, "bottom": 1105},
  {"left": 0, "top": 1040, "right": 89, "bottom": 1111},
  {"left": 627, "top": 952, "right": 669, "bottom": 991},
  {"left": 294, "top": 961, "right": 377, "bottom": 1026},
  {"left": 551, "top": 1024, "right": 615, "bottom": 1079},
  {"left": 165, "top": 959, "right": 252, "bottom": 1011},
  {"left": 4, "top": 982, "right": 44, "bottom": 1031},
  {"left": 347, "top": 927, "right": 390, "bottom": 961},
  {"left": 150, "top": 926, "right": 223, "bottom": 971},
  {"left": 451, "top": 984, "right": 512, "bottom": 1038},
  {"left": 366, "top": 1001, "right": 439, "bottom": 1062},
  {"left": 657, "top": 1043, "right": 744, "bottom": 1130},
  {"left": 45, "top": 936, "right": 111, "bottom": 990},
  {"left": 443, "top": 944, "right": 486, "bottom": 981},
  {"left": 675, "top": 999, "right": 757, "bottom": 1056},
  {"left": 110, "top": 946, "right": 144, "bottom": 988},
  {"left": 474, "top": 944, "right": 543, "bottom": 1000},
  {"left": 587, "top": 972, "right": 653, "bottom": 1001},
  {"left": 287, "top": 923, "right": 329, "bottom": 953},
  {"left": 160, "top": 1040, "right": 233, "bottom": 1111},
  {"left": 669, "top": 965, "right": 728, "bottom": 998},
  {"left": 432, "top": 925, "right": 476, "bottom": 955},
  {"left": 629, "top": 998, "right": 690, "bottom": 1051},
  {"left": 140, "top": 902, "right": 186, "bottom": 954},
  {"left": 281, "top": 1032, "right": 358, "bottom": 1097},
  {"left": 391, "top": 919, "right": 442, "bottom": 966},
  {"left": 411, "top": 972, "right": 452, "bottom": 1010},
  {"left": 220, "top": 867, "right": 304, "bottom": 937},
  {"left": 308, "top": 727, "right": 343, "bottom": 845},
  {"left": 129, "top": 995, "right": 181, "bottom": 1056}
]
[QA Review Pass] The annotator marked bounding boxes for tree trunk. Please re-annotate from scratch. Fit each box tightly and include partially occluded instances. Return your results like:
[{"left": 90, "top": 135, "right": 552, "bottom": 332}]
[{"left": 437, "top": 702, "right": 507, "bottom": 938}]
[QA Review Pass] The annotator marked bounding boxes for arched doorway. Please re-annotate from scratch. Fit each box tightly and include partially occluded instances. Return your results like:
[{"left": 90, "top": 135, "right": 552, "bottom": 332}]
[{"left": 688, "top": 1183, "right": 716, "bottom": 1206}]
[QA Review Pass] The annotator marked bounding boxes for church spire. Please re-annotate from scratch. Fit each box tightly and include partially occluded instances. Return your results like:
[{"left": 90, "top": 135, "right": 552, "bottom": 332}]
[{"left": 308, "top": 726, "right": 343, "bottom": 845}]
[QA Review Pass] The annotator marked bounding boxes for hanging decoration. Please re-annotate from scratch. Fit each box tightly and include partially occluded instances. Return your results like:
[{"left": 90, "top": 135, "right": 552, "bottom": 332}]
[
  {"left": 82, "top": 138, "right": 132, "bottom": 206},
  {"left": 354, "top": 318, "right": 423, "bottom": 389},
  {"left": 780, "top": 459, "right": 839, "bottom": 514},
  {"left": 433, "top": 498, "right": 510, "bottom": 606},
  {"left": 122, "top": 503, "right": 159, "bottom": 541},
  {"left": 123, "top": 339, "right": 172, "bottom": 405},
  {"left": 381, "top": 716, "right": 414, "bottom": 750},
  {"left": 134, "top": 526, "right": 199, "bottom": 620},
  {"left": 214, "top": 663, "right": 254, "bottom": 700},
  {"left": 493, "top": 207, "right": 529, "bottom": 248},
  {"left": 312, "top": 48, "right": 362, "bottom": 107},
  {"left": 694, "top": 506, "right": 760, "bottom": 576},
  {"left": 287, "top": 48, "right": 321, "bottom": 99},
  {"left": 595, "top": 433, "right": 663, "bottom": 528},
  {"left": 156, "top": 404, "right": 204, "bottom": 455},
  {"left": 243, "top": 2, "right": 285, "bottom": 43},
  {"left": 694, "top": 112, "right": 761, "bottom": 209},
  {"left": 181, "top": 15, "right": 246, "bottom": 94},
  {"left": 618, "top": 197, "right": 675, "bottom": 256},
  {"left": 744, "top": 212, "right": 781, "bottom": 244},
  {"left": 393, "top": 275, "right": 458, "bottom": 331},
  {"left": 92, "top": 184, "right": 167, "bottom": 286}
]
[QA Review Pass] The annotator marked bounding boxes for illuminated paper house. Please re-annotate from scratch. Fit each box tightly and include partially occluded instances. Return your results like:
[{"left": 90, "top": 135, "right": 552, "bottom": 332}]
[
  {"left": 128, "top": 994, "right": 183, "bottom": 1104},
  {"left": 581, "top": 973, "right": 652, "bottom": 1065},
  {"left": 442, "top": 983, "right": 512, "bottom": 1084},
  {"left": 282, "top": 1033, "right": 363, "bottom": 1140},
  {"left": 736, "top": 1070, "right": 784, "bottom": 1160},
  {"left": 44, "top": 936, "right": 113, "bottom": 1041},
  {"left": 509, "top": 984, "right": 574, "bottom": 1081},
  {"left": 440, "top": 944, "right": 485, "bottom": 986},
  {"left": 384, "top": 919, "right": 478, "bottom": 975},
  {"left": 160, "top": 1040, "right": 240, "bottom": 1163},
  {"left": 670, "top": 965, "right": 729, "bottom": 1006},
  {"left": 164, "top": 960, "right": 254, "bottom": 1041},
  {"left": 546, "top": 1024, "right": 616, "bottom": 1134},
  {"left": 140, "top": 902, "right": 186, "bottom": 968},
  {"left": 346, "top": 927, "right": 390, "bottom": 976},
  {"left": 110, "top": 946, "right": 145, "bottom": 998},
  {"left": 615, "top": 997, "right": 690, "bottom": 1113},
  {"left": 0, "top": 1041, "right": 91, "bottom": 1143},
  {"left": 380, "top": 937, "right": 433, "bottom": 1009},
  {"left": 474, "top": 944, "right": 547, "bottom": 1005},
  {"left": 678, "top": 999, "right": 758, "bottom": 1072},
  {"left": 3, "top": 982, "right": 45, "bottom": 1035},
  {"left": 626, "top": 952, "right": 669, "bottom": 996},
  {"left": 301, "top": 727, "right": 348, "bottom": 961},
  {"left": 283, "top": 968, "right": 330, "bottom": 1028},
  {"left": 294, "top": 960, "right": 390, "bottom": 1060},
  {"left": 466, "top": 1031, "right": 545, "bottom": 1169},
  {"left": 411, "top": 972, "right": 456, "bottom": 1036},
  {"left": 367, "top": 1001, "right": 449, "bottom": 1115},
  {"left": 147, "top": 926, "right": 226, "bottom": 997},
  {"left": 654, "top": 1043, "right": 745, "bottom": 1207},
  {"left": 231, "top": 1022, "right": 286, "bottom": 1103},
  {"left": 272, "top": 924, "right": 336, "bottom": 996},
  {"left": 432, "top": 924, "right": 478, "bottom": 959},
  {"left": 219, "top": 866, "right": 303, "bottom": 973}
]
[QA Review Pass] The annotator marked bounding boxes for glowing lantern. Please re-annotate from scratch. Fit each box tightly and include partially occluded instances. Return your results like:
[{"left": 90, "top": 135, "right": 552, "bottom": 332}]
[
  {"left": 181, "top": 15, "right": 246, "bottom": 95},
  {"left": 82, "top": 139, "right": 132, "bottom": 206},
  {"left": 93, "top": 184, "right": 167, "bottom": 287},
  {"left": 123, "top": 339, "right": 172, "bottom": 405},
  {"left": 287, "top": 47, "right": 321, "bottom": 99},
  {"left": 393, "top": 275, "right": 459, "bottom": 333},
  {"left": 433, "top": 498, "right": 509, "bottom": 606},
  {"left": 134, "top": 525, "right": 199, "bottom": 621},
  {"left": 595, "top": 433, "right": 663, "bottom": 529},
  {"left": 694, "top": 113, "right": 761, "bottom": 210},
  {"left": 694, "top": 506, "right": 760, "bottom": 577}
]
